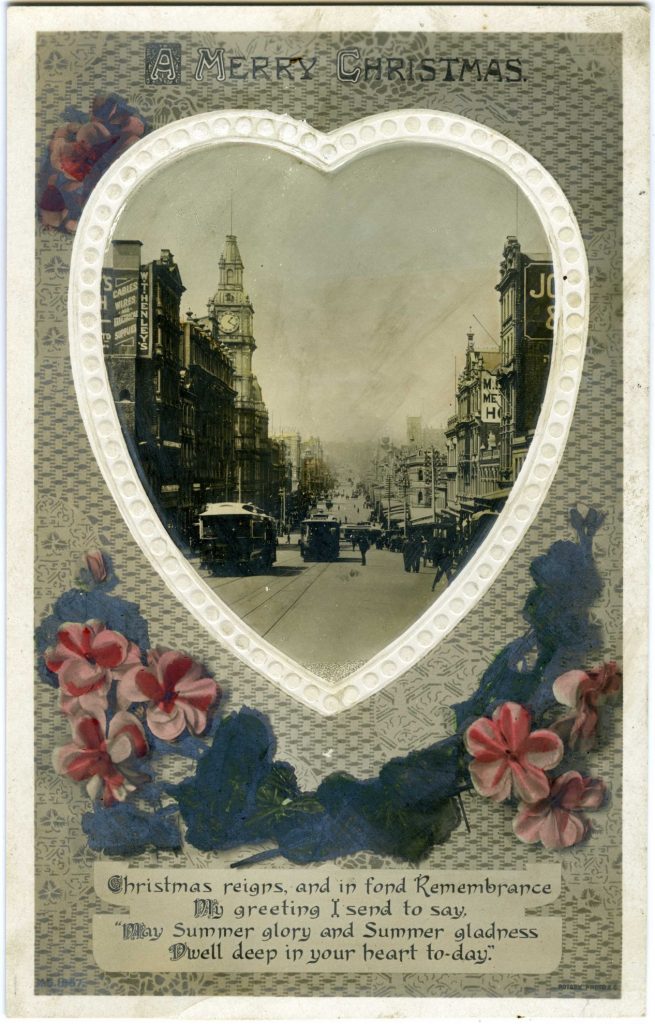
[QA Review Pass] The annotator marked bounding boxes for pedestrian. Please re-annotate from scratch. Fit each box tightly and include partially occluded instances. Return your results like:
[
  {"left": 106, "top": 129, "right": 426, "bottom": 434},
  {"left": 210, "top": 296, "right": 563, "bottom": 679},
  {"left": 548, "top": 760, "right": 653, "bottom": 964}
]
[
  {"left": 409, "top": 534, "right": 422, "bottom": 572},
  {"left": 357, "top": 533, "right": 370, "bottom": 566},
  {"left": 432, "top": 549, "right": 455, "bottom": 591},
  {"left": 351, "top": 534, "right": 357, "bottom": 551},
  {"left": 421, "top": 536, "right": 428, "bottom": 567},
  {"left": 286, "top": 528, "right": 291, "bottom": 544},
  {"left": 430, "top": 535, "right": 443, "bottom": 570},
  {"left": 401, "top": 536, "right": 412, "bottom": 572}
]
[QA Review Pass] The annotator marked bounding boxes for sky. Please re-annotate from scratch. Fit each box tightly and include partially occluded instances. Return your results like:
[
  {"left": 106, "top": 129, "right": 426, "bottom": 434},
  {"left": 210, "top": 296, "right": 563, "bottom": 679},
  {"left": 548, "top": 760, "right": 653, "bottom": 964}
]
[{"left": 111, "top": 143, "right": 549, "bottom": 445}]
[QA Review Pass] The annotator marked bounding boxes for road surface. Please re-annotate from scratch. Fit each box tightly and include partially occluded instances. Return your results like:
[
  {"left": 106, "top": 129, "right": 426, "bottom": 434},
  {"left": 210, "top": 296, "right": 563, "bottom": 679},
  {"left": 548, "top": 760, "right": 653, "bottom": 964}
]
[{"left": 191, "top": 531, "right": 449, "bottom": 680}]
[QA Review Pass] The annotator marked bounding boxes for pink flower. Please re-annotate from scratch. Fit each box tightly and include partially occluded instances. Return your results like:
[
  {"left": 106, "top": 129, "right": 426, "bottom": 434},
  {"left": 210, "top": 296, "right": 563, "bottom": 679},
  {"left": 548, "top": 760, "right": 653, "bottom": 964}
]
[
  {"left": 53, "top": 712, "right": 148, "bottom": 805},
  {"left": 513, "top": 771, "right": 607, "bottom": 849},
  {"left": 37, "top": 95, "right": 147, "bottom": 234},
  {"left": 44, "top": 619, "right": 141, "bottom": 716},
  {"left": 84, "top": 549, "right": 108, "bottom": 583},
  {"left": 117, "top": 648, "right": 219, "bottom": 740},
  {"left": 464, "top": 701, "right": 563, "bottom": 803},
  {"left": 37, "top": 178, "right": 66, "bottom": 227},
  {"left": 552, "top": 661, "right": 622, "bottom": 751}
]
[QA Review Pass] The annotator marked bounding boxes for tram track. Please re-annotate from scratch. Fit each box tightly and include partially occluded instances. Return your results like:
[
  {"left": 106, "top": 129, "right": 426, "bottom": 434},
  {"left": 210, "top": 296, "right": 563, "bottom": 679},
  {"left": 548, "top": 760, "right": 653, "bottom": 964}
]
[
  {"left": 191, "top": 554, "right": 308, "bottom": 602},
  {"left": 192, "top": 551, "right": 331, "bottom": 622},
  {"left": 230, "top": 562, "right": 325, "bottom": 619},
  {"left": 191, "top": 563, "right": 266, "bottom": 592},
  {"left": 258, "top": 561, "right": 334, "bottom": 638}
]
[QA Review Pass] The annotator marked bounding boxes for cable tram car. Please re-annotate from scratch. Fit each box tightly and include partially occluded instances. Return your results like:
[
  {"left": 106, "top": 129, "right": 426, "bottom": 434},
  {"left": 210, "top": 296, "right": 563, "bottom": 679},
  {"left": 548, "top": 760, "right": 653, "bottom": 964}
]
[
  {"left": 344, "top": 523, "right": 383, "bottom": 545},
  {"left": 299, "top": 514, "right": 341, "bottom": 562},
  {"left": 197, "top": 502, "right": 277, "bottom": 573}
]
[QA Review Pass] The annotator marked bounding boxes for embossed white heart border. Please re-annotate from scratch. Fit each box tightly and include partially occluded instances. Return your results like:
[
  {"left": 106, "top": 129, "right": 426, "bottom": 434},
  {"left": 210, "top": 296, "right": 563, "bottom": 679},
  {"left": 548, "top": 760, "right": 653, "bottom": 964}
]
[{"left": 69, "top": 108, "right": 588, "bottom": 717}]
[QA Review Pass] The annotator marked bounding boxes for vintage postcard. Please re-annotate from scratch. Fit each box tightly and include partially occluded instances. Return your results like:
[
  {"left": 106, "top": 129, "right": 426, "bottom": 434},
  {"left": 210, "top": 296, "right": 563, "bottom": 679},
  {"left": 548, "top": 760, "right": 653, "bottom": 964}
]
[{"left": 6, "top": 2, "right": 649, "bottom": 1018}]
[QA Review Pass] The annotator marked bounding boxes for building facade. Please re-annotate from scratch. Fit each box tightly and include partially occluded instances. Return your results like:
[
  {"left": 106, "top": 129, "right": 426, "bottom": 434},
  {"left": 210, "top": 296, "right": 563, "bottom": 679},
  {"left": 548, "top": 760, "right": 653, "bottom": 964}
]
[
  {"left": 179, "top": 314, "right": 238, "bottom": 534},
  {"left": 444, "top": 330, "right": 502, "bottom": 518},
  {"left": 103, "top": 240, "right": 238, "bottom": 540},
  {"left": 496, "top": 236, "right": 554, "bottom": 482},
  {"left": 406, "top": 449, "right": 428, "bottom": 512},
  {"left": 440, "top": 236, "right": 554, "bottom": 532},
  {"left": 298, "top": 437, "right": 331, "bottom": 499},
  {"left": 204, "top": 234, "right": 283, "bottom": 512},
  {"left": 271, "top": 432, "right": 302, "bottom": 493},
  {"left": 104, "top": 241, "right": 187, "bottom": 526}
]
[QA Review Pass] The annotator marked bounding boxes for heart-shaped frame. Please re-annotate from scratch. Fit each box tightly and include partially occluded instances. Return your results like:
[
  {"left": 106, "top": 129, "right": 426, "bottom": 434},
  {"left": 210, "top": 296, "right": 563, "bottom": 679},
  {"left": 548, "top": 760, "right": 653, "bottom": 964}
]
[{"left": 69, "top": 108, "right": 588, "bottom": 716}]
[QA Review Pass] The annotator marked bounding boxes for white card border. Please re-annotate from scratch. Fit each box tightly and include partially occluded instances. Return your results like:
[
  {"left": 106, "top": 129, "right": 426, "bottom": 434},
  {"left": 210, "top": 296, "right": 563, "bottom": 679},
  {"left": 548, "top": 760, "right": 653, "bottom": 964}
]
[{"left": 6, "top": 3, "right": 648, "bottom": 1018}]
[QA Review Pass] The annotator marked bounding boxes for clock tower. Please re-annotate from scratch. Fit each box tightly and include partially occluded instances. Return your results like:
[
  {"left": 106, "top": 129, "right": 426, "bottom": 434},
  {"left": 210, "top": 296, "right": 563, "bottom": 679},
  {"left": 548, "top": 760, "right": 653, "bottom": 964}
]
[
  {"left": 209, "top": 233, "right": 256, "bottom": 389},
  {"left": 207, "top": 233, "right": 272, "bottom": 508}
]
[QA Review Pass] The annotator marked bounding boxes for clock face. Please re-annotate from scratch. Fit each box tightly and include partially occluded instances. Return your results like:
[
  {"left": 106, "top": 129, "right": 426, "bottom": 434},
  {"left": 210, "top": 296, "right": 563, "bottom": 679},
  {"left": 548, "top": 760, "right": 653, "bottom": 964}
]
[{"left": 218, "top": 311, "right": 240, "bottom": 334}]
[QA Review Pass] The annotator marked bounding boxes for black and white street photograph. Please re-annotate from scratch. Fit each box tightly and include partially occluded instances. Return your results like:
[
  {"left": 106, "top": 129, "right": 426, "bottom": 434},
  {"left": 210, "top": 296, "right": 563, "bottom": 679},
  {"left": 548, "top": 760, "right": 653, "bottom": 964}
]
[{"left": 103, "top": 143, "right": 554, "bottom": 677}]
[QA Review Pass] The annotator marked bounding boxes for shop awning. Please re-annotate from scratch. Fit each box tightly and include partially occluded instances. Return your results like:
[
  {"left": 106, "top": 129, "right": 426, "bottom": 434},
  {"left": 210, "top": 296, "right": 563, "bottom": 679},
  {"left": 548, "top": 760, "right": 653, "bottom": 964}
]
[
  {"left": 476, "top": 488, "right": 511, "bottom": 503},
  {"left": 471, "top": 509, "right": 500, "bottom": 523},
  {"left": 408, "top": 512, "right": 439, "bottom": 525}
]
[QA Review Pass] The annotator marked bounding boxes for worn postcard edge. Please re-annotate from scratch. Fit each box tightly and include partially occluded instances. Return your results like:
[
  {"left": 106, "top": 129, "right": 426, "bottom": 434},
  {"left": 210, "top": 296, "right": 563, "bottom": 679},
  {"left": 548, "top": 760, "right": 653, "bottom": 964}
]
[{"left": 5, "top": 3, "right": 649, "bottom": 1018}]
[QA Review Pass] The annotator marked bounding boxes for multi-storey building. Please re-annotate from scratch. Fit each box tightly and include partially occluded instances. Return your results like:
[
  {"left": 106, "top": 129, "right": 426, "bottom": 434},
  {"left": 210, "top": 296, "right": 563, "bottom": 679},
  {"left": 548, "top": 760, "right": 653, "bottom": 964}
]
[
  {"left": 368, "top": 438, "right": 399, "bottom": 526},
  {"left": 444, "top": 330, "right": 502, "bottom": 519},
  {"left": 102, "top": 240, "right": 238, "bottom": 540},
  {"left": 442, "top": 236, "right": 553, "bottom": 529},
  {"left": 496, "top": 236, "right": 554, "bottom": 482},
  {"left": 271, "top": 432, "right": 302, "bottom": 526},
  {"left": 444, "top": 419, "right": 459, "bottom": 512},
  {"left": 301, "top": 436, "right": 324, "bottom": 464},
  {"left": 300, "top": 455, "right": 334, "bottom": 499},
  {"left": 104, "top": 241, "right": 187, "bottom": 527},
  {"left": 404, "top": 448, "right": 442, "bottom": 521},
  {"left": 425, "top": 448, "right": 448, "bottom": 516},
  {"left": 179, "top": 313, "right": 237, "bottom": 534},
  {"left": 203, "top": 234, "right": 283, "bottom": 512},
  {"left": 297, "top": 436, "right": 333, "bottom": 501},
  {"left": 406, "top": 449, "right": 428, "bottom": 513},
  {"left": 271, "top": 432, "right": 302, "bottom": 493}
]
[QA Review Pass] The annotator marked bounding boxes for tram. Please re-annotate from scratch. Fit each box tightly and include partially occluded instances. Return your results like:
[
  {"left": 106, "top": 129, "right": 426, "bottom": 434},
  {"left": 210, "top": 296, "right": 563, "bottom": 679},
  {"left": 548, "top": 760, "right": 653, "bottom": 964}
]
[
  {"left": 197, "top": 502, "right": 277, "bottom": 573},
  {"left": 299, "top": 513, "right": 341, "bottom": 562},
  {"left": 344, "top": 523, "right": 383, "bottom": 545}
]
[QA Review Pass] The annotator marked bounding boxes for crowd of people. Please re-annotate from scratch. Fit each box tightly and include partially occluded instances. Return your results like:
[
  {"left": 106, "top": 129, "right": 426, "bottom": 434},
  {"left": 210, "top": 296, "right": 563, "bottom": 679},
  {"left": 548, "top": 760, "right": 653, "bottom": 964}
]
[
  {"left": 344, "top": 515, "right": 497, "bottom": 591},
  {"left": 287, "top": 486, "right": 499, "bottom": 586}
]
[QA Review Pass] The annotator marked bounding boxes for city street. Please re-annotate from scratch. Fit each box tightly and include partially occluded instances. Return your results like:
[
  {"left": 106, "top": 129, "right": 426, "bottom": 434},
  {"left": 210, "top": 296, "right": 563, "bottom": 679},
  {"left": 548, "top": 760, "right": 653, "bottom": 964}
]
[
  {"left": 191, "top": 523, "right": 449, "bottom": 679},
  {"left": 103, "top": 217, "right": 539, "bottom": 688}
]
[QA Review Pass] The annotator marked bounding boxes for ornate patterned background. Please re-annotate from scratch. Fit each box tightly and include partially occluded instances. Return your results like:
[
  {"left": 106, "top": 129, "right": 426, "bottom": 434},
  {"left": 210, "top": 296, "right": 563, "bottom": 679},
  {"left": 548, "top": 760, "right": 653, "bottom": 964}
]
[{"left": 34, "top": 30, "right": 622, "bottom": 998}]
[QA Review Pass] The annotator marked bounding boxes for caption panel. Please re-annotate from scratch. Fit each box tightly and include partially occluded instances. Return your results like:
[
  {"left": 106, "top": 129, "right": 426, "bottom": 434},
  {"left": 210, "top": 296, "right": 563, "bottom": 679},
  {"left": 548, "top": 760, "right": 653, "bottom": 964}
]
[{"left": 94, "top": 865, "right": 561, "bottom": 973}]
